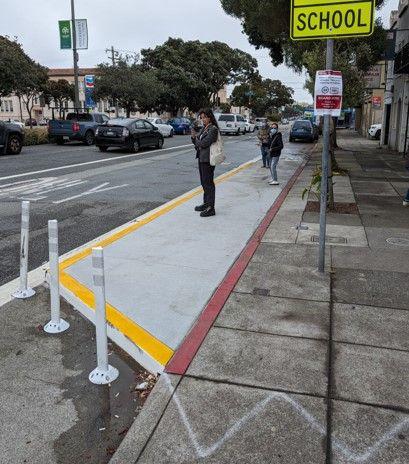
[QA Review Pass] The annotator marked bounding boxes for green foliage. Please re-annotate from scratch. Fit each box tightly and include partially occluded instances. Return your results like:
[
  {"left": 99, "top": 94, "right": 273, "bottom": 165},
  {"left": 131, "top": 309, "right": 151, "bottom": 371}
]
[
  {"left": 302, "top": 166, "right": 322, "bottom": 201},
  {"left": 141, "top": 38, "right": 258, "bottom": 115},
  {"left": 44, "top": 79, "right": 75, "bottom": 112},
  {"left": 94, "top": 60, "right": 163, "bottom": 117},
  {"left": 231, "top": 78, "right": 293, "bottom": 116},
  {"left": 23, "top": 128, "right": 49, "bottom": 146},
  {"left": 221, "top": 1, "right": 387, "bottom": 106},
  {"left": 219, "top": 102, "right": 232, "bottom": 113}
]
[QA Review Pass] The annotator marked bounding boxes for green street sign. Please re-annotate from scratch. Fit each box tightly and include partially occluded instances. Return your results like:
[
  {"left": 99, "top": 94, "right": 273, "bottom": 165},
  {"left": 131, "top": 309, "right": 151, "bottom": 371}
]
[{"left": 59, "top": 20, "right": 72, "bottom": 49}]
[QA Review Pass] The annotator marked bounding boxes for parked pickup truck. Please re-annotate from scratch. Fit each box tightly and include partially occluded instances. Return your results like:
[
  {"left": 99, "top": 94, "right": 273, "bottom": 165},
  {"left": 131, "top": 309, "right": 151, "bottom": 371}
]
[
  {"left": 0, "top": 120, "right": 24, "bottom": 155},
  {"left": 48, "top": 112, "right": 110, "bottom": 146}
]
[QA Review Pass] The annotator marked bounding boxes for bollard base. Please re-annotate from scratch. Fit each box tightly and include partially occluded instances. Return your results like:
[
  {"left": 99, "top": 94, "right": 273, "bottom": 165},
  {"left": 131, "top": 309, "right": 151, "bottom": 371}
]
[
  {"left": 44, "top": 318, "right": 70, "bottom": 334},
  {"left": 12, "top": 288, "right": 36, "bottom": 299},
  {"left": 89, "top": 365, "right": 119, "bottom": 385}
]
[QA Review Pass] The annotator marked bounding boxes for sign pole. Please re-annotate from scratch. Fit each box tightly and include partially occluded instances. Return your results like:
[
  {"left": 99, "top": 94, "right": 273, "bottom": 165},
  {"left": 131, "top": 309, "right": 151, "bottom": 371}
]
[
  {"left": 70, "top": 0, "right": 80, "bottom": 109},
  {"left": 318, "top": 39, "right": 334, "bottom": 273}
]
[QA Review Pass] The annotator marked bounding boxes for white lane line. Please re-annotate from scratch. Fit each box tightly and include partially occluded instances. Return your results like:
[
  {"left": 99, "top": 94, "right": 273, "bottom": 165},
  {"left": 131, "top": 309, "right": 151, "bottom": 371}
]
[
  {"left": 0, "top": 144, "right": 193, "bottom": 182},
  {"left": 53, "top": 183, "right": 129, "bottom": 204}
]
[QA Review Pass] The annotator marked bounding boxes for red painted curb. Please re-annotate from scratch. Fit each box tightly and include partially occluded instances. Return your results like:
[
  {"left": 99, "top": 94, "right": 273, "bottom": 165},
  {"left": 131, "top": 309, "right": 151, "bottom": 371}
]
[{"left": 165, "top": 160, "right": 308, "bottom": 375}]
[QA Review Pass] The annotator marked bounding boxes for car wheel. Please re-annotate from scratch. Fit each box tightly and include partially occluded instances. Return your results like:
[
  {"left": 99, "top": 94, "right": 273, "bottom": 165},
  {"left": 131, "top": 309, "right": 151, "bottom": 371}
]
[
  {"left": 170, "top": 129, "right": 174, "bottom": 138},
  {"left": 157, "top": 137, "right": 164, "bottom": 149},
  {"left": 289, "top": 137, "right": 294, "bottom": 142},
  {"left": 375, "top": 130, "right": 381, "bottom": 140},
  {"left": 56, "top": 137, "right": 65, "bottom": 145},
  {"left": 6, "top": 135, "right": 22, "bottom": 155},
  {"left": 130, "top": 139, "right": 140, "bottom": 153},
  {"left": 236, "top": 129, "right": 240, "bottom": 136},
  {"left": 98, "top": 146, "right": 108, "bottom": 152},
  {"left": 183, "top": 128, "right": 188, "bottom": 135},
  {"left": 84, "top": 130, "right": 95, "bottom": 146}
]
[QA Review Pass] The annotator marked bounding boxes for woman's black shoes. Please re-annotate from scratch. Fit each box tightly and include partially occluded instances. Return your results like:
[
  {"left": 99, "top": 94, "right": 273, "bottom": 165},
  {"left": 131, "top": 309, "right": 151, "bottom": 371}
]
[
  {"left": 195, "top": 204, "right": 207, "bottom": 212},
  {"left": 200, "top": 207, "right": 216, "bottom": 217}
]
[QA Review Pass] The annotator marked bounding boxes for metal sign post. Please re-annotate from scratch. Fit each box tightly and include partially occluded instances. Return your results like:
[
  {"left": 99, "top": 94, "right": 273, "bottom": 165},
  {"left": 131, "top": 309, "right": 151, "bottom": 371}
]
[
  {"left": 318, "top": 40, "right": 334, "bottom": 273},
  {"left": 70, "top": 0, "right": 80, "bottom": 109}
]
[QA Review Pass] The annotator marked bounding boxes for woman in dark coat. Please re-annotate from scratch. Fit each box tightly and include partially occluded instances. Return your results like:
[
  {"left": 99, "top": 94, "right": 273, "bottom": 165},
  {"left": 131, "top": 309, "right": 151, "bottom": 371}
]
[
  {"left": 191, "top": 108, "right": 219, "bottom": 217},
  {"left": 267, "top": 122, "right": 284, "bottom": 186}
]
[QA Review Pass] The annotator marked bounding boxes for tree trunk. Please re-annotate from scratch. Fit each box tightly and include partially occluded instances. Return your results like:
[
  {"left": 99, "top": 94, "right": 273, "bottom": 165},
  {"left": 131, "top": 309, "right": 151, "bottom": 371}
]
[
  {"left": 18, "top": 96, "right": 23, "bottom": 122},
  {"left": 126, "top": 107, "right": 131, "bottom": 118},
  {"left": 24, "top": 98, "right": 33, "bottom": 129}
]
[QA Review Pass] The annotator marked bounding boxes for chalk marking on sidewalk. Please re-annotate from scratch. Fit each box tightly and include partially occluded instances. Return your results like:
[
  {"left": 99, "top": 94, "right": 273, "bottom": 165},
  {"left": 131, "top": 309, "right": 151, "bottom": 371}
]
[
  {"left": 163, "top": 374, "right": 409, "bottom": 462},
  {"left": 59, "top": 158, "right": 258, "bottom": 368}
]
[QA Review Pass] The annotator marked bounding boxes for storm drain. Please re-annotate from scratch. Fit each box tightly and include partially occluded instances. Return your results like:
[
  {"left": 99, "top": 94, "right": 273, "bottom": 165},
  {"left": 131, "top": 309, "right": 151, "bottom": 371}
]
[
  {"left": 312, "top": 235, "right": 348, "bottom": 244},
  {"left": 386, "top": 237, "right": 409, "bottom": 247}
]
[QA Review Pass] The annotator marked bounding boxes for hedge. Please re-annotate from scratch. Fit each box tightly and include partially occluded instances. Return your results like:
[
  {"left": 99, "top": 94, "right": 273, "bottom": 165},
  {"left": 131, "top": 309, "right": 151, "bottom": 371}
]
[{"left": 23, "top": 128, "right": 49, "bottom": 146}]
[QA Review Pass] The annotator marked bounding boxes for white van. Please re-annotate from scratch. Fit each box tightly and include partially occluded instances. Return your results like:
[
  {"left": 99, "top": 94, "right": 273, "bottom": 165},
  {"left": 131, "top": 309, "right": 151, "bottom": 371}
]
[
  {"left": 254, "top": 117, "right": 268, "bottom": 130},
  {"left": 217, "top": 114, "right": 246, "bottom": 135}
]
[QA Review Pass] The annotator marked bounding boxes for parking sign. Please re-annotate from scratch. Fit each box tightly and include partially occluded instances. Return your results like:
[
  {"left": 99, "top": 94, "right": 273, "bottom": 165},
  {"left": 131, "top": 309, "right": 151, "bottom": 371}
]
[{"left": 314, "top": 70, "right": 343, "bottom": 116}]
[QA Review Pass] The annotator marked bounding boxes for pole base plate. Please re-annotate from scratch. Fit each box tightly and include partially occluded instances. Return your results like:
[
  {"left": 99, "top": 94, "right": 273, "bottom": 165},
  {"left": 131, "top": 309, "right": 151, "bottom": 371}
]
[
  {"left": 12, "top": 288, "right": 36, "bottom": 299},
  {"left": 44, "top": 318, "right": 70, "bottom": 334},
  {"left": 89, "top": 365, "right": 119, "bottom": 385}
]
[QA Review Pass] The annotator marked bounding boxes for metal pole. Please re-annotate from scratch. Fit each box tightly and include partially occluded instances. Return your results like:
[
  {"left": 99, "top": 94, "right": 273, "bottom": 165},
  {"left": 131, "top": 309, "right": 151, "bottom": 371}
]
[
  {"left": 12, "top": 201, "right": 35, "bottom": 299},
  {"left": 44, "top": 220, "right": 70, "bottom": 334},
  {"left": 89, "top": 247, "right": 119, "bottom": 385},
  {"left": 71, "top": 0, "right": 80, "bottom": 109},
  {"left": 318, "top": 39, "right": 334, "bottom": 273}
]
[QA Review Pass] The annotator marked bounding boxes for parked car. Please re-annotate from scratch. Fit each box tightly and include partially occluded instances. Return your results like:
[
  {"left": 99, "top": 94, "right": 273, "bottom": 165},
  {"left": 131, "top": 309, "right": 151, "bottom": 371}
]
[
  {"left": 48, "top": 112, "right": 109, "bottom": 146},
  {"left": 244, "top": 118, "right": 255, "bottom": 133},
  {"left": 0, "top": 120, "right": 24, "bottom": 155},
  {"left": 281, "top": 118, "right": 289, "bottom": 125},
  {"left": 217, "top": 114, "right": 246, "bottom": 135},
  {"left": 289, "top": 120, "right": 315, "bottom": 143},
  {"left": 167, "top": 117, "right": 192, "bottom": 135},
  {"left": 25, "top": 118, "right": 38, "bottom": 127},
  {"left": 254, "top": 117, "right": 268, "bottom": 130},
  {"left": 368, "top": 123, "right": 382, "bottom": 140},
  {"left": 6, "top": 119, "right": 24, "bottom": 129},
  {"left": 147, "top": 118, "right": 174, "bottom": 137},
  {"left": 95, "top": 118, "right": 164, "bottom": 153}
]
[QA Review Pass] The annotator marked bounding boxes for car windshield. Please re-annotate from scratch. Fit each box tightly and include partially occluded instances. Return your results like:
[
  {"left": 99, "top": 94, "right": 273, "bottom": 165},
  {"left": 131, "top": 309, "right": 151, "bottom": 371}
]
[
  {"left": 147, "top": 118, "right": 155, "bottom": 123},
  {"left": 293, "top": 121, "right": 311, "bottom": 129},
  {"left": 106, "top": 118, "right": 132, "bottom": 126},
  {"left": 66, "top": 113, "right": 93, "bottom": 122},
  {"left": 219, "top": 115, "right": 235, "bottom": 122}
]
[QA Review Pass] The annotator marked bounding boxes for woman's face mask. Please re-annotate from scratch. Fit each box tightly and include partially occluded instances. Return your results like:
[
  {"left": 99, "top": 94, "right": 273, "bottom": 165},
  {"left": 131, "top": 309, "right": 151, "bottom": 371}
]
[{"left": 270, "top": 128, "right": 277, "bottom": 135}]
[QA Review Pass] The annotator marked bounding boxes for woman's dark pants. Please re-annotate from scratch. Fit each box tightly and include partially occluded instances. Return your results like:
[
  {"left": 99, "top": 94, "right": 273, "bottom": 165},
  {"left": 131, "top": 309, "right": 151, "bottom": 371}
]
[{"left": 199, "top": 161, "right": 215, "bottom": 208}]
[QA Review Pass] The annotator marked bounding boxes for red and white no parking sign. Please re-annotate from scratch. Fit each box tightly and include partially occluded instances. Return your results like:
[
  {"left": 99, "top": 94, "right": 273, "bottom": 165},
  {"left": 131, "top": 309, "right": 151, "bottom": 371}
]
[{"left": 314, "top": 70, "right": 343, "bottom": 117}]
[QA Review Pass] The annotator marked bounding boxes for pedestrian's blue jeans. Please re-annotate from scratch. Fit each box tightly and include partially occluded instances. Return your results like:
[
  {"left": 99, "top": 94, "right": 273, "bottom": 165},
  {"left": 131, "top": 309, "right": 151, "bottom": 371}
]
[
  {"left": 269, "top": 156, "right": 280, "bottom": 182},
  {"left": 261, "top": 146, "right": 270, "bottom": 167}
]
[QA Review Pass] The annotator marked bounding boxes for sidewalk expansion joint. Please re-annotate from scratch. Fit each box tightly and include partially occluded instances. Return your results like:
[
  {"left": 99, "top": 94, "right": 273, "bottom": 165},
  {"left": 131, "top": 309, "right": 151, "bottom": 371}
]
[
  {"left": 331, "top": 396, "right": 409, "bottom": 415},
  {"left": 333, "top": 339, "right": 409, "bottom": 354},
  {"left": 325, "top": 273, "right": 335, "bottom": 464},
  {"left": 232, "top": 289, "right": 331, "bottom": 305},
  {"left": 213, "top": 324, "right": 329, "bottom": 343},
  {"left": 183, "top": 374, "right": 327, "bottom": 401}
]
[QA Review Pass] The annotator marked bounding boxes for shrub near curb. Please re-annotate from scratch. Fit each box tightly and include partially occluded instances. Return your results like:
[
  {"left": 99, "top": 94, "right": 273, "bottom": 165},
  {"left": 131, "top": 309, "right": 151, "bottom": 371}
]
[{"left": 23, "top": 128, "right": 49, "bottom": 146}]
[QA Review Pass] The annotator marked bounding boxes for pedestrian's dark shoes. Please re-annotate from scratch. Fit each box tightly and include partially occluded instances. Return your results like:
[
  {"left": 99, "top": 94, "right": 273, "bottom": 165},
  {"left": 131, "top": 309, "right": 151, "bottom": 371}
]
[
  {"left": 195, "top": 204, "right": 207, "bottom": 212},
  {"left": 200, "top": 207, "right": 216, "bottom": 217}
]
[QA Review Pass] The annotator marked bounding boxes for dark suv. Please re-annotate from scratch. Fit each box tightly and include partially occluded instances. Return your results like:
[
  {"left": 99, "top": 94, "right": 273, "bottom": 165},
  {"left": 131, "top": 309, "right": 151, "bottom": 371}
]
[
  {"left": 0, "top": 121, "right": 24, "bottom": 155},
  {"left": 289, "top": 120, "right": 316, "bottom": 143}
]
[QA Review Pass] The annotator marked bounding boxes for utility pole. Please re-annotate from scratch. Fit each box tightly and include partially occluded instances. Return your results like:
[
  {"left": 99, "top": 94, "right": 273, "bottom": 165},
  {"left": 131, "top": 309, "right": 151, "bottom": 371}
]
[
  {"left": 318, "top": 39, "right": 334, "bottom": 273},
  {"left": 71, "top": 0, "right": 80, "bottom": 109},
  {"left": 106, "top": 46, "right": 119, "bottom": 117}
]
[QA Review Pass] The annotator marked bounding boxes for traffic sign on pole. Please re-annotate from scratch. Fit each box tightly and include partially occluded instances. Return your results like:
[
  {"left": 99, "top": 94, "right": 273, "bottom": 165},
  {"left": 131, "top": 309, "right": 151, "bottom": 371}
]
[{"left": 290, "top": 0, "right": 375, "bottom": 40}]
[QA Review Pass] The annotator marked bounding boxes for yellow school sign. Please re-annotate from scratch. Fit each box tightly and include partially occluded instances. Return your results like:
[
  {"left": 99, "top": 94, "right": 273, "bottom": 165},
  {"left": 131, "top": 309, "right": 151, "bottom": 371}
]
[{"left": 291, "top": 0, "right": 375, "bottom": 40}]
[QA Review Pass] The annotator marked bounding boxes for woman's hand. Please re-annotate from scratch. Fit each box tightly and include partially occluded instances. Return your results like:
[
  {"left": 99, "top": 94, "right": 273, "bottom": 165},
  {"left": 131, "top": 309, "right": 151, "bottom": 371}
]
[{"left": 191, "top": 128, "right": 196, "bottom": 137}]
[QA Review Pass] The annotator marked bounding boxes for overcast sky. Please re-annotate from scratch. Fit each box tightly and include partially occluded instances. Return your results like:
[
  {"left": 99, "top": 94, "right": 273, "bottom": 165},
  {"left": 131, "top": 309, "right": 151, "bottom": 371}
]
[{"left": 1, "top": 0, "right": 398, "bottom": 103}]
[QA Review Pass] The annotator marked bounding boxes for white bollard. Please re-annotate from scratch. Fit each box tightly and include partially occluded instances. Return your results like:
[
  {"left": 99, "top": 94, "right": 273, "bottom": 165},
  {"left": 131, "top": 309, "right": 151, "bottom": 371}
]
[
  {"left": 12, "top": 201, "right": 35, "bottom": 299},
  {"left": 44, "top": 220, "right": 69, "bottom": 334},
  {"left": 89, "top": 247, "right": 119, "bottom": 385}
]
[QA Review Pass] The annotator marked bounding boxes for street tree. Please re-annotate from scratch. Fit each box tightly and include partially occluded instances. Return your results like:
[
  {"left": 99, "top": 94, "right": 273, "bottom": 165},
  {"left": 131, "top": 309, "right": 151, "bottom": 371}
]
[
  {"left": 141, "top": 38, "right": 258, "bottom": 115},
  {"left": 94, "top": 60, "right": 163, "bottom": 117},
  {"left": 44, "top": 79, "right": 75, "bottom": 117},
  {"left": 231, "top": 78, "right": 294, "bottom": 116}
]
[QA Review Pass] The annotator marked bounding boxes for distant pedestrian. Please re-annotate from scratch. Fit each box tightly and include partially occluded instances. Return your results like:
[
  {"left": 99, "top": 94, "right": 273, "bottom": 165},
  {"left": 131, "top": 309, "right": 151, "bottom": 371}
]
[
  {"left": 191, "top": 108, "right": 219, "bottom": 217},
  {"left": 267, "top": 123, "right": 284, "bottom": 186},
  {"left": 257, "top": 122, "right": 271, "bottom": 168}
]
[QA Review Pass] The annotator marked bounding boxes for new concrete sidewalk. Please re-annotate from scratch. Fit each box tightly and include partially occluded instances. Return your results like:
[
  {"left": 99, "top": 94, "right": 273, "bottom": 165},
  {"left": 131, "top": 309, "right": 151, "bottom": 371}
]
[{"left": 111, "top": 131, "right": 409, "bottom": 464}]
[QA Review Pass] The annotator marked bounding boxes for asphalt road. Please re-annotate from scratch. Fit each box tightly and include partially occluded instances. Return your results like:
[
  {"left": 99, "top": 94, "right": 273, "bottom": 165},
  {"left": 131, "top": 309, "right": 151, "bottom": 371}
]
[{"left": 0, "top": 127, "right": 312, "bottom": 286}]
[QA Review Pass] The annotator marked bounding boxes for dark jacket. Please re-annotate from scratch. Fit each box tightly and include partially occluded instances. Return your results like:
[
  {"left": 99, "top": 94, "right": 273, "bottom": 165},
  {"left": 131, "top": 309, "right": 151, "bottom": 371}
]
[
  {"left": 192, "top": 124, "right": 219, "bottom": 163},
  {"left": 269, "top": 132, "right": 284, "bottom": 157}
]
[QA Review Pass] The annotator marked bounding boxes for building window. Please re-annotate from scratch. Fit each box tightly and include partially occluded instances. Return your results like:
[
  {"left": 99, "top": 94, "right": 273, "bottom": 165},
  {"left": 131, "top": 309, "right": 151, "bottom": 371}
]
[
  {"left": 5, "top": 101, "right": 9, "bottom": 112},
  {"left": 9, "top": 100, "right": 13, "bottom": 112},
  {"left": 0, "top": 100, "right": 4, "bottom": 112}
]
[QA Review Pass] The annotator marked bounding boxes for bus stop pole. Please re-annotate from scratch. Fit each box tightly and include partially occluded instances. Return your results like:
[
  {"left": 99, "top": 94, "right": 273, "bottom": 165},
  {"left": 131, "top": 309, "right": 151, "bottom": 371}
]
[
  {"left": 71, "top": 0, "right": 80, "bottom": 109},
  {"left": 318, "top": 39, "right": 334, "bottom": 273}
]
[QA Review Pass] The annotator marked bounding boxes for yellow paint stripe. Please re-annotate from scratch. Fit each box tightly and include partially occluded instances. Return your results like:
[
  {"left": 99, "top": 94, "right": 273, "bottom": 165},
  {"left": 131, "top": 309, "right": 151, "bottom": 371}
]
[
  {"left": 59, "top": 160, "right": 255, "bottom": 365},
  {"left": 60, "top": 271, "right": 174, "bottom": 365}
]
